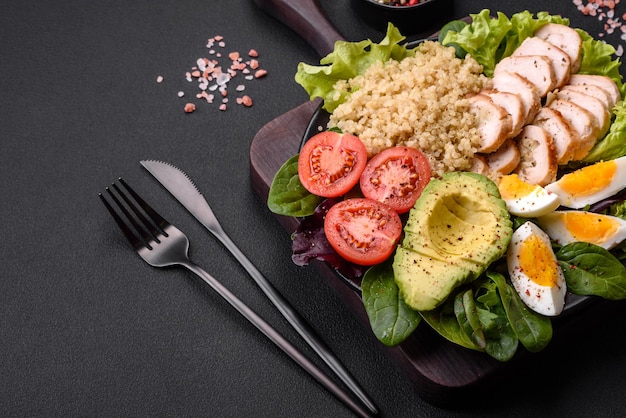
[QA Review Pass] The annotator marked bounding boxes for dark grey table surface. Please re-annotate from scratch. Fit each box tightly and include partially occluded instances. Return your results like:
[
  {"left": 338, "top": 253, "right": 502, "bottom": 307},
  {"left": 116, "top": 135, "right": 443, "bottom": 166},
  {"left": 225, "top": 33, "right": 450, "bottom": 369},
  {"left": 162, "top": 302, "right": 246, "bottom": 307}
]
[{"left": 2, "top": 1, "right": 626, "bottom": 416}]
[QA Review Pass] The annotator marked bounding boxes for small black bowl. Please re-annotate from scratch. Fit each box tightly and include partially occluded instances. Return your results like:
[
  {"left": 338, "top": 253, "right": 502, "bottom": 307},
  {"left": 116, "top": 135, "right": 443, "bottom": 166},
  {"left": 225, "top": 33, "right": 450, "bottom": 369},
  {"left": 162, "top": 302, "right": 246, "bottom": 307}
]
[{"left": 351, "top": 0, "right": 452, "bottom": 35}]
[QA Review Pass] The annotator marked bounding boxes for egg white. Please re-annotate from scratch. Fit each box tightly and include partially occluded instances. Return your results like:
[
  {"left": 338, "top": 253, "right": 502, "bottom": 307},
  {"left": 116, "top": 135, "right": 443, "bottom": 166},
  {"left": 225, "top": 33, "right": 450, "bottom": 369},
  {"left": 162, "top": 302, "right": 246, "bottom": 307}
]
[
  {"left": 545, "top": 156, "right": 626, "bottom": 209},
  {"left": 537, "top": 210, "right": 626, "bottom": 250},
  {"left": 507, "top": 221, "right": 566, "bottom": 316},
  {"left": 498, "top": 174, "right": 561, "bottom": 217}
]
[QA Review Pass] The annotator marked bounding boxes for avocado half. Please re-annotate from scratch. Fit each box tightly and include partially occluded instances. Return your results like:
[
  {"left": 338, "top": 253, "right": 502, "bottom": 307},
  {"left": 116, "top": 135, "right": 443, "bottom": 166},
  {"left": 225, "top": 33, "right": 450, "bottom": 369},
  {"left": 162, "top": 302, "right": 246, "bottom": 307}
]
[{"left": 393, "top": 172, "right": 513, "bottom": 311}]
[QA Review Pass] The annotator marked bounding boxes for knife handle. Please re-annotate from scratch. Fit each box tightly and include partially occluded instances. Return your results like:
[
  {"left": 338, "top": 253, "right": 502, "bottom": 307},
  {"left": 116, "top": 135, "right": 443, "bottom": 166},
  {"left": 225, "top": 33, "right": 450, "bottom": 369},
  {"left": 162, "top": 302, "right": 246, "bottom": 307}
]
[{"left": 252, "top": 0, "right": 345, "bottom": 57}]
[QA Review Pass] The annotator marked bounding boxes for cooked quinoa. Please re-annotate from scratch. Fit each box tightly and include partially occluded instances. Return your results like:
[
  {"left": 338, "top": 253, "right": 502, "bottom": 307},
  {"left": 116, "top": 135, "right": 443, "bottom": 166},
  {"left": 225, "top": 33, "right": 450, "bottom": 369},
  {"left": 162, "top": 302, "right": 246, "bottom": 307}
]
[{"left": 329, "top": 41, "right": 490, "bottom": 175}]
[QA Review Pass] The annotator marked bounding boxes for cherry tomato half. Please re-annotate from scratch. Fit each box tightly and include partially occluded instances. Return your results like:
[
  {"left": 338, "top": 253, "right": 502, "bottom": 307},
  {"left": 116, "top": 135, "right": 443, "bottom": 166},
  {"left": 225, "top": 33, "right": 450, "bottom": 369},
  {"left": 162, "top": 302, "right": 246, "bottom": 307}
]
[
  {"left": 324, "top": 198, "right": 402, "bottom": 266},
  {"left": 360, "top": 146, "right": 431, "bottom": 214},
  {"left": 298, "top": 131, "right": 367, "bottom": 198}
]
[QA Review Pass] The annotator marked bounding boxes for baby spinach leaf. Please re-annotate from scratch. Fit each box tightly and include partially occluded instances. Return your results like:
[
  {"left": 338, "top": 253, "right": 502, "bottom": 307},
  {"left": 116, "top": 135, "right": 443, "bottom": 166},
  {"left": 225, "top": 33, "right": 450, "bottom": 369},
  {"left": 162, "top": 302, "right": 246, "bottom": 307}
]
[
  {"left": 267, "top": 154, "right": 323, "bottom": 217},
  {"left": 420, "top": 295, "right": 484, "bottom": 351},
  {"left": 453, "top": 289, "right": 486, "bottom": 349},
  {"left": 557, "top": 242, "right": 626, "bottom": 300},
  {"left": 361, "top": 263, "right": 421, "bottom": 347},
  {"left": 488, "top": 272, "right": 552, "bottom": 353},
  {"left": 473, "top": 277, "right": 518, "bottom": 362}
]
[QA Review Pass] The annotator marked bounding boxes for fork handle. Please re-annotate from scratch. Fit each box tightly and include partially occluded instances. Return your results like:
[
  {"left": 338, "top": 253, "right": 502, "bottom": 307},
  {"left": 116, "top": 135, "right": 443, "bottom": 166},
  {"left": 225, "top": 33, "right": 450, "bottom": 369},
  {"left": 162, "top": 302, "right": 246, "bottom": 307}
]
[{"left": 180, "top": 260, "right": 375, "bottom": 418}]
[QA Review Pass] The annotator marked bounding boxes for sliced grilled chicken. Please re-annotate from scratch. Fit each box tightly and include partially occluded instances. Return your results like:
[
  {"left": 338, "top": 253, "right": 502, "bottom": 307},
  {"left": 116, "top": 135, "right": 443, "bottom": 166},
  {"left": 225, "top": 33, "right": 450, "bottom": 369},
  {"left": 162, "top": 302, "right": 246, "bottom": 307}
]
[
  {"left": 513, "top": 36, "right": 571, "bottom": 88},
  {"left": 514, "top": 125, "right": 558, "bottom": 186},
  {"left": 480, "top": 89, "right": 526, "bottom": 138},
  {"left": 470, "top": 154, "right": 493, "bottom": 177},
  {"left": 548, "top": 99, "right": 599, "bottom": 160},
  {"left": 532, "top": 107, "right": 580, "bottom": 165},
  {"left": 484, "top": 138, "right": 521, "bottom": 175},
  {"left": 561, "top": 84, "right": 613, "bottom": 110},
  {"left": 567, "top": 74, "right": 621, "bottom": 108},
  {"left": 534, "top": 23, "right": 582, "bottom": 73},
  {"left": 494, "top": 55, "right": 557, "bottom": 96},
  {"left": 492, "top": 71, "right": 541, "bottom": 125},
  {"left": 468, "top": 94, "right": 513, "bottom": 153},
  {"left": 555, "top": 88, "right": 611, "bottom": 136}
]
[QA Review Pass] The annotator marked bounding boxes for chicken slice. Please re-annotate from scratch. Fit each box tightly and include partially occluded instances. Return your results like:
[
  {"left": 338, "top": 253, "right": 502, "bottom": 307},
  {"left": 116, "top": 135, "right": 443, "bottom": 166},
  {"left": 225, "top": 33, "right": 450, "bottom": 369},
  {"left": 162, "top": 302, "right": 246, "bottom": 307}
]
[
  {"left": 492, "top": 71, "right": 541, "bottom": 125},
  {"left": 548, "top": 99, "right": 599, "bottom": 160},
  {"left": 514, "top": 125, "right": 558, "bottom": 186},
  {"left": 468, "top": 94, "right": 513, "bottom": 153},
  {"left": 561, "top": 84, "right": 613, "bottom": 109},
  {"left": 494, "top": 55, "right": 557, "bottom": 96},
  {"left": 567, "top": 74, "right": 621, "bottom": 109},
  {"left": 555, "top": 89, "right": 611, "bottom": 137},
  {"left": 534, "top": 23, "right": 582, "bottom": 73},
  {"left": 484, "top": 138, "right": 521, "bottom": 175},
  {"left": 480, "top": 89, "right": 525, "bottom": 138},
  {"left": 513, "top": 36, "right": 571, "bottom": 88},
  {"left": 531, "top": 107, "right": 580, "bottom": 165}
]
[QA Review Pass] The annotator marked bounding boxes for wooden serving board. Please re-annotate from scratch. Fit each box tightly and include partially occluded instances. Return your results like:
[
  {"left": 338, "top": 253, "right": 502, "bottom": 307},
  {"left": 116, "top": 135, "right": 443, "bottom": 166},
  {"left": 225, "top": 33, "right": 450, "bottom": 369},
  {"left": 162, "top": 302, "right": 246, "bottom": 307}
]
[{"left": 248, "top": 0, "right": 619, "bottom": 405}]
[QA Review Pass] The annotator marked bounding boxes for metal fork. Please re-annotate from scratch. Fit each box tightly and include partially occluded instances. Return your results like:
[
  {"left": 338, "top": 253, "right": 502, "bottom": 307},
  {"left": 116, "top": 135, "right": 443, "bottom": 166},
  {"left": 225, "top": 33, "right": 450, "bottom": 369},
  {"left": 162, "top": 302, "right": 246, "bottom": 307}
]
[{"left": 99, "top": 178, "right": 375, "bottom": 418}]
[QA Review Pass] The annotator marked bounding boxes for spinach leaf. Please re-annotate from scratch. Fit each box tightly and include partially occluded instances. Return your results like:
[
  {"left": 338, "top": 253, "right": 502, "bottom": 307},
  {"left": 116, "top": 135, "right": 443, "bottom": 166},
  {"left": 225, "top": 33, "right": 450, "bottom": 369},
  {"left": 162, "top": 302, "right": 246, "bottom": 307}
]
[
  {"left": 453, "top": 288, "right": 486, "bottom": 349},
  {"left": 557, "top": 242, "right": 626, "bottom": 300},
  {"left": 488, "top": 272, "right": 552, "bottom": 353},
  {"left": 438, "top": 20, "right": 468, "bottom": 58},
  {"left": 361, "top": 263, "right": 421, "bottom": 347},
  {"left": 473, "top": 278, "right": 518, "bottom": 362},
  {"left": 420, "top": 295, "right": 484, "bottom": 351},
  {"left": 267, "top": 154, "right": 323, "bottom": 217}
]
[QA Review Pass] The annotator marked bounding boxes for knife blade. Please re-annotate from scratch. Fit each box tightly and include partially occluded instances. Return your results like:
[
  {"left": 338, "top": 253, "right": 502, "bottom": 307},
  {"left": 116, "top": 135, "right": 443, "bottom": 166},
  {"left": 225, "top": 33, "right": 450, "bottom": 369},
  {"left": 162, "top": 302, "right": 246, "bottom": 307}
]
[{"left": 140, "top": 159, "right": 379, "bottom": 416}]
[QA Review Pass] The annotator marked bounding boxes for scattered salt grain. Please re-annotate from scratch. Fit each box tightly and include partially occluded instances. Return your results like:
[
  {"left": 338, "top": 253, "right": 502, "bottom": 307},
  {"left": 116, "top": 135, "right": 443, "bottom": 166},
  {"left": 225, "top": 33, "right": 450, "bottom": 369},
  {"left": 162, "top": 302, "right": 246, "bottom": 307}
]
[
  {"left": 573, "top": 0, "right": 625, "bottom": 56},
  {"left": 169, "top": 34, "right": 267, "bottom": 112},
  {"left": 156, "top": 75, "right": 164, "bottom": 83}
]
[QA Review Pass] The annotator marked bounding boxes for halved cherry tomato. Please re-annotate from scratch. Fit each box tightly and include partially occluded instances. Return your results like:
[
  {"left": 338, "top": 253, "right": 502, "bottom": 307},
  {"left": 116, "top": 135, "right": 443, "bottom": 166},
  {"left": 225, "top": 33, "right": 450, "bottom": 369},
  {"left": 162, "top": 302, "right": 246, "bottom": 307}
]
[
  {"left": 298, "top": 131, "right": 367, "bottom": 198},
  {"left": 359, "top": 146, "right": 431, "bottom": 214},
  {"left": 324, "top": 198, "right": 402, "bottom": 266}
]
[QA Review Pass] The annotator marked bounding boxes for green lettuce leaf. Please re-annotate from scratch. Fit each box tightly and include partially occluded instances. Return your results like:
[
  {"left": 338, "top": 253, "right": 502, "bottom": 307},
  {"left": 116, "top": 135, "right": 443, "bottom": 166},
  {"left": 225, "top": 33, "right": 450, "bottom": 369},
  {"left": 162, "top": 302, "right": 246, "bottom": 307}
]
[
  {"left": 294, "top": 23, "right": 414, "bottom": 113},
  {"left": 441, "top": 10, "right": 568, "bottom": 77},
  {"left": 584, "top": 101, "right": 626, "bottom": 162}
]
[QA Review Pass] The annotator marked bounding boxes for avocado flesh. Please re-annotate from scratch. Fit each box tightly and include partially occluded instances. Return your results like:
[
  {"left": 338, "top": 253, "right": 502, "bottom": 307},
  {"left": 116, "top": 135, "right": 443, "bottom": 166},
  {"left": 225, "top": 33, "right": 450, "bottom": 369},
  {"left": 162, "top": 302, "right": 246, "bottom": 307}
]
[{"left": 393, "top": 172, "right": 512, "bottom": 311}]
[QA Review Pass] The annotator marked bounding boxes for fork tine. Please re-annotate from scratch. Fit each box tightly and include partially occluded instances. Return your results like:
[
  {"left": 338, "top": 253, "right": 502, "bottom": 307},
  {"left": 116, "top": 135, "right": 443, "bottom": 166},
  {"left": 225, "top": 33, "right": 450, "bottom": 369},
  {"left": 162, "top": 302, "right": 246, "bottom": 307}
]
[
  {"left": 99, "top": 189, "right": 142, "bottom": 249},
  {"left": 118, "top": 178, "right": 169, "bottom": 233}
]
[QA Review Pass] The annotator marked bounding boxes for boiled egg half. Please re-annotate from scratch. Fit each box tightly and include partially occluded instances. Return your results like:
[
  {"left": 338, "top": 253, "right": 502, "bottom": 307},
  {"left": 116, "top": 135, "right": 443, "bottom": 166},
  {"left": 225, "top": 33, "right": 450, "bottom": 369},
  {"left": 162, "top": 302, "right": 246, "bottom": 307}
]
[
  {"left": 507, "top": 221, "right": 566, "bottom": 316},
  {"left": 544, "top": 156, "right": 626, "bottom": 209},
  {"left": 498, "top": 174, "right": 561, "bottom": 217},
  {"left": 537, "top": 210, "right": 626, "bottom": 250}
]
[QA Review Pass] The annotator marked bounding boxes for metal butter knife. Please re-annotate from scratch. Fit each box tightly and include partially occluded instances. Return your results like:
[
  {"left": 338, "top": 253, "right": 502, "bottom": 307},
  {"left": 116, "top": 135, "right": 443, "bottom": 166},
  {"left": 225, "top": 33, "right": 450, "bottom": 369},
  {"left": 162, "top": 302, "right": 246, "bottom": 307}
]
[{"left": 140, "top": 159, "right": 378, "bottom": 416}]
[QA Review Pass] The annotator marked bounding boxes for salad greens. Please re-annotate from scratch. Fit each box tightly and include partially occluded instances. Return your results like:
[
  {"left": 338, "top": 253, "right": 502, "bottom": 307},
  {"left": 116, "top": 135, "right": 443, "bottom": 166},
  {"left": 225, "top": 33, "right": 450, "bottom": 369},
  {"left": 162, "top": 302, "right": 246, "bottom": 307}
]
[
  {"left": 295, "top": 24, "right": 414, "bottom": 113},
  {"left": 267, "top": 154, "right": 322, "bottom": 217},
  {"left": 441, "top": 10, "right": 569, "bottom": 77},
  {"left": 361, "top": 263, "right": 421, "bottom": 347},
  {"left": 557, "top": 242, "right": 626, "bottom": 300}
]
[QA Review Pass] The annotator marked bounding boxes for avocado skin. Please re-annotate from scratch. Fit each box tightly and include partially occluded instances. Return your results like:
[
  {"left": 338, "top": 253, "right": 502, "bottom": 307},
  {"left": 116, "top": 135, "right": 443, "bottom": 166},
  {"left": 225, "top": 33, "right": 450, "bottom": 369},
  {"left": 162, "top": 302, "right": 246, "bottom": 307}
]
[{"left": 393, "top": 172, "right": 512, "bottom": 311}]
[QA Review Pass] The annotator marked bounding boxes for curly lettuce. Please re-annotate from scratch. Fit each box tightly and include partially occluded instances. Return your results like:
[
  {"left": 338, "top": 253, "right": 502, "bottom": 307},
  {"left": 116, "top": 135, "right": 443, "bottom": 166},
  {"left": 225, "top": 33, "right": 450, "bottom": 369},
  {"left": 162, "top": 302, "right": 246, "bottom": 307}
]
[
  {"left": 294, "top": 23, "right": 414, "bottom": 113},
  {"left": 441, "top": 9, "right": 569, "bottom": 76}
]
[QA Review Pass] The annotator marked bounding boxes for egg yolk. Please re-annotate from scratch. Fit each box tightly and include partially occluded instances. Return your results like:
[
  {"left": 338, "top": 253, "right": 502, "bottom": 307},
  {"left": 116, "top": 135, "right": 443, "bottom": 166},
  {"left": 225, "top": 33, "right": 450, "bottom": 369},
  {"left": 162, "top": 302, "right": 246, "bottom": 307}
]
[
  {"left": 562, "top": 212, "right": 620, "bottom": 244},
  {"left": 499, "top": 174, "right": 536, "bottom": 199},
  {"left": 557, "top": 160, "right": 616, "bottom": 197},
  {"left": 519, "top": 234, "right": 559, "bottom": 287}
]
